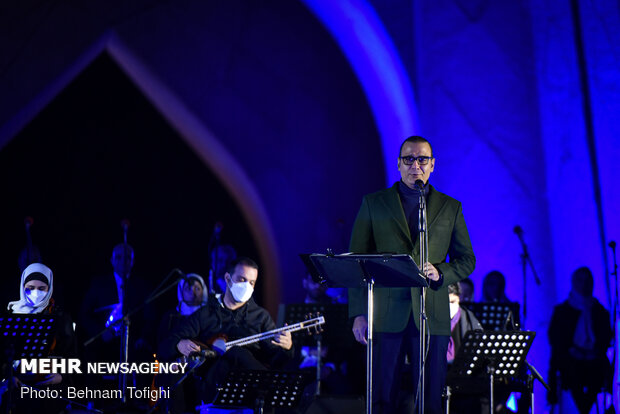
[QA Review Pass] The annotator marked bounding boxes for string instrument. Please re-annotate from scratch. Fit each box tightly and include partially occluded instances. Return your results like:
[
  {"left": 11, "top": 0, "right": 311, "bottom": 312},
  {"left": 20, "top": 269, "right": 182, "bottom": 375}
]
[
  {"left": 181, "top": 314, "right": 326, "bottom": 363},
  {"left": 223, "top": 314, "right": 325, "bottom": 352},
  {"left": 106, "top": 219, "right": 132, "bottom": 334},
  {"left": 18, "top": 216, "right": 42, "bottom": 271}
]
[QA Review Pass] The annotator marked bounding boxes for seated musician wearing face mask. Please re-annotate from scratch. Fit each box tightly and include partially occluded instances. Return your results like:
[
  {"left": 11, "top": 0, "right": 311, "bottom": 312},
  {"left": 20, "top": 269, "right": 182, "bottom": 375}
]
[
  {"left": 4, "top": 263, "right": 77, "bottom": 414},
  {"left": 158, "top": 257, "right": 293, "bottom": 405}
]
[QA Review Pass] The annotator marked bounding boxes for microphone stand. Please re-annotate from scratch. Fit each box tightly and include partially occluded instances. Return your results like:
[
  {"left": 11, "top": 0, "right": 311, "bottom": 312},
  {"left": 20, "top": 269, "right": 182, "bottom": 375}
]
[
  {"left": 84, "top": 270, "right": 184, "bottom": 410},
  {"left": 609, "top": 241, "right": 618, "bottom": 411},
  {"left": 417, "top": 183, "right": 429, "bottom": 414},
  {"left": 208, "top": 225, "right": 222, "bottom": 294},
  {"left": 119, "top": 273, "right": 130, "bottom": 403},
  {"left": 514, "top": 227, "right": 541, "bottom": 327},
  {"left": 84, "top": 269, "right": 184, "bottom": 348}
]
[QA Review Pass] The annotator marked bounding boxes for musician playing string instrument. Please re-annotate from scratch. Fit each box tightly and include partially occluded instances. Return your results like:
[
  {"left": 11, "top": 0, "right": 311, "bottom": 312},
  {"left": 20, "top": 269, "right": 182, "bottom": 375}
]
[{"left": 158, "top": 257, "right": 293, "bottom": 404}]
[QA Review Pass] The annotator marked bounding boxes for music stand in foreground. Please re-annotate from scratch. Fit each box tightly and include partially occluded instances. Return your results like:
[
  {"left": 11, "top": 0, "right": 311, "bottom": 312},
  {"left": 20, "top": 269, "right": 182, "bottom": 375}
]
[
  {"left": 209, "top": 369, "right": 312, "bottom": 414},
  {"left": 446, "top": 330, "right": 536, "bottom": 414},
  {"left": 0, "top": 314, "right": 56, "bottom": 414}
]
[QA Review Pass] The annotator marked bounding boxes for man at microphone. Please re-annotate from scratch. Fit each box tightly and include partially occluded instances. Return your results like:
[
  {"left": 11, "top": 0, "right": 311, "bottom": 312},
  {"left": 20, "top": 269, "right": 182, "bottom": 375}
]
[{"left": 349, "top": 136, "right": 476, "bottom": 413}]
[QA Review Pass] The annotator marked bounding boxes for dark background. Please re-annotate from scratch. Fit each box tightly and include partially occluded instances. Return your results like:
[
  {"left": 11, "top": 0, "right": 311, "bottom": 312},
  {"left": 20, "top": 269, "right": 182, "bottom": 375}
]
[{"left": 0, "top": 54, "right": 260, "bottom": 315}]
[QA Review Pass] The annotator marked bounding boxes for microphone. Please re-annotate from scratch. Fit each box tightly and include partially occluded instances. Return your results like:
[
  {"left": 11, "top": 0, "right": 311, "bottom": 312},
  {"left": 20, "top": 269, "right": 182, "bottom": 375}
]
[
  {"left": 414, "top": 179, "right": 425, "bottom": 190},
  {"left": 610, "top": 241, "right": 616, "bottom": 249},
  {"left": 214, "top": 222, "right": 223, "bottom": 235},
  {"left": 513, "top": 225, "right": 523, "bottom": 235}
]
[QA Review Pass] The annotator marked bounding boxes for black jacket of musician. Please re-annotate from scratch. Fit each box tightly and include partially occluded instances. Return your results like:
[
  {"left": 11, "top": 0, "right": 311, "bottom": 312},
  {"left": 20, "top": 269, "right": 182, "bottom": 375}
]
[{"left": 158, "top": 293, "right": 294, "bottom": 366}]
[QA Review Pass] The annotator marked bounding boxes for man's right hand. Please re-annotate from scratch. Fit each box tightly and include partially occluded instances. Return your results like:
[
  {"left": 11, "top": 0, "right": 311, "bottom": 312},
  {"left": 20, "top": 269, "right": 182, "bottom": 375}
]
[
  {"left": 352, "top": 315, "right": 368, "bottom": 345},
  {"left": 177, "top": 339, "right": 201, "bottom": 357}
]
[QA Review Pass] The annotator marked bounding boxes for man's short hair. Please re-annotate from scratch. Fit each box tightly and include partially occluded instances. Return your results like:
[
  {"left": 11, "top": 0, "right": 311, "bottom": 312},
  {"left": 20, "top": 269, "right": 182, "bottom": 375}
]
[
  {"left": 399, "top": 136, "right": 433, "bottom": 157},
  {"left": 448, "top": 282, "right": 461, "bottom": 297},
  {"left": 227, "top": 257, "right": 259, "bottom": 274}
]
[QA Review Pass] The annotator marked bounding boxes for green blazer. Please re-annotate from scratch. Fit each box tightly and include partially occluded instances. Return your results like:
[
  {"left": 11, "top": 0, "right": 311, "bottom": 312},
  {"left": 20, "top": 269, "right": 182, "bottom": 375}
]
[{"left": 348, "top": 182, "right": 475, "bottom": 336}]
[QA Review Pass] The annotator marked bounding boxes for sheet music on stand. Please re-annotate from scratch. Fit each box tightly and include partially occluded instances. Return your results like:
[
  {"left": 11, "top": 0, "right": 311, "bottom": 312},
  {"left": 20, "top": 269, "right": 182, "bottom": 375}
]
[
  {"left": 462, "top": 302, "right": 521, "bottom": 331},
  {"left": 210, "top": 370, "right": 312, "bottom": 413}
]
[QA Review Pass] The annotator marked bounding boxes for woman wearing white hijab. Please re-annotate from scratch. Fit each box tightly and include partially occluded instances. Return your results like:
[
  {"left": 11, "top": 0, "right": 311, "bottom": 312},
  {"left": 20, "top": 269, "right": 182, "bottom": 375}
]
[
  {"left": 8, "top": 263, "right": 54, "bottom": 314},
  {"left": 176, "top": 273, "right": 208, "bottom": 315},
  {"left": 5, "top": 262, "right": 77, "bottom": 408}
]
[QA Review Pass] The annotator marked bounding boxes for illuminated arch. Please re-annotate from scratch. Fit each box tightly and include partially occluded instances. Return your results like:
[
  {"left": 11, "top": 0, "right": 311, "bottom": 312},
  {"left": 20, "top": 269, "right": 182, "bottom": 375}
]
[
  {"left": 302, "top": 0, "right": 420, "bottom": 184},
  {"left": 104, "top": 35, "right": 281, "bottom": 312}
]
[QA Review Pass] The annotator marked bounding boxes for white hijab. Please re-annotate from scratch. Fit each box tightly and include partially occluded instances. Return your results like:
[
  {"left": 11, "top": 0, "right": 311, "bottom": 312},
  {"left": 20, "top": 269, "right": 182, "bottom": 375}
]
[
  {"left": 7, "top": 263, "right": 54, "bottom": 314},
  {"left": 176, "top": 273, "right": 208, "bottom": 316}
]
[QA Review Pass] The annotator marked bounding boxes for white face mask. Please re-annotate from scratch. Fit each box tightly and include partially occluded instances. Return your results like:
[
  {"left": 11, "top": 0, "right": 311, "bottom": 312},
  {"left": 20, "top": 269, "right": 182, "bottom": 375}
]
[
  {"left": 229, "top": 279, "right": 254, "bottom": 303},
  {"left": 449, "top": 302, "right": 460, "bottom": 319},
  {"left": 26, "top": 289, "right": 46, "bottom": 307}
]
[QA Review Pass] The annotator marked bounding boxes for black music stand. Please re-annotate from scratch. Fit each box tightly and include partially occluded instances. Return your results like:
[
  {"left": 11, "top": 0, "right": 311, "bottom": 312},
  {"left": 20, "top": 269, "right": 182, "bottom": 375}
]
[
  {"left": 209, "top": 369, "right": 312, "bottom": 414},
  {"left": 446, "top": 330, "right": 536, "bottom": 414},
  {"left": 306, "top": 253, "right": 426, "bottom": 414},
  {"left": 0, "top": 314, "right": 57, "bottom": 414},
  {"left": 463, "top": 302, "right": 521, "bottom": 331}
]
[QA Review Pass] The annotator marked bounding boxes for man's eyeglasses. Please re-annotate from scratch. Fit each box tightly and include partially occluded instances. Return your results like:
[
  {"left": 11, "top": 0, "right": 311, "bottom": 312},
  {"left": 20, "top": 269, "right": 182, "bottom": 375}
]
[{"left": 399, "top": 155, "right": 433, "bottom": 166}]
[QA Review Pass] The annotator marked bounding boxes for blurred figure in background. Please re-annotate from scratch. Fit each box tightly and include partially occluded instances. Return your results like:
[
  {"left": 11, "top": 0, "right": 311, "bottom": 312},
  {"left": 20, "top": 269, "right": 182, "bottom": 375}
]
[
  {"left": 157, "top": 273, "right": 208, "bottom": 414},
  {"left": 209, "top": 244, "right": 237, "bottom": 294},
  {"left": 458, "top": 278, "right": 474, "bottom": 303},
  {"left": 79, "top": 243, "right": 156, "bottom": 395},
  {"left": 158, "top": 273, "right": 208, "bottom": 343},
  {"left": 548, "top": 267, "right": 612, "bottom": 414},
  {"left": 482, "top": 270, "right": 510, "bottom": 302},
  {"left": 302, "top": 273, "right": 332, "bottom": 304}
]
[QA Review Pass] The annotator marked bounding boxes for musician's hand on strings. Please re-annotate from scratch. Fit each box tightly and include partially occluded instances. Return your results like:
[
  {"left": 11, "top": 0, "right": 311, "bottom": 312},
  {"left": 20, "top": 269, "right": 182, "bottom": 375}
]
[
  {"left": 424, "top": 262, "right": 440, "bottom": 281},
  {"left": 177, "top": 339, "right": 201, "bottom": 357},
  {"left": 352, "top": 315, "right": 368, "bottom": 345},
  {"left": 36, "top": 373, "right": 62, "bottom": 386},
  {"left": 272, "top": 325, "right": 292, "bottom": 350}
]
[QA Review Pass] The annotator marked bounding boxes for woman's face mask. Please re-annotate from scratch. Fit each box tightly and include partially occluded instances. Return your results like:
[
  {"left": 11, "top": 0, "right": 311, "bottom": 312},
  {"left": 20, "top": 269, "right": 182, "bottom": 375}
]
[
  {"left": 449, "top": 302, "right": 460, "bottom": 319},
  {"left": 449, "top": 293, "right": 460, "bottom": 319},
  {"left": 25, "top": 289, "right": 47, "bottom": 307}
]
